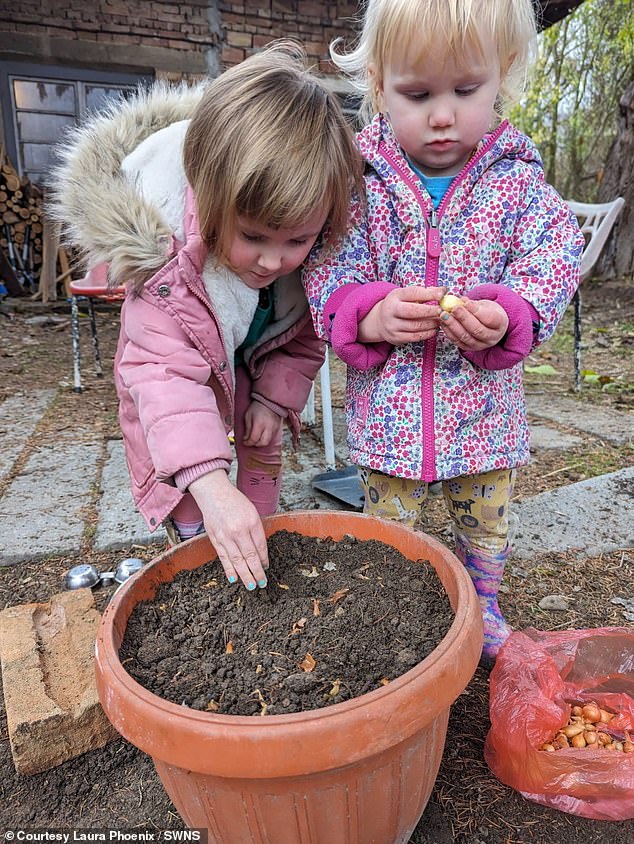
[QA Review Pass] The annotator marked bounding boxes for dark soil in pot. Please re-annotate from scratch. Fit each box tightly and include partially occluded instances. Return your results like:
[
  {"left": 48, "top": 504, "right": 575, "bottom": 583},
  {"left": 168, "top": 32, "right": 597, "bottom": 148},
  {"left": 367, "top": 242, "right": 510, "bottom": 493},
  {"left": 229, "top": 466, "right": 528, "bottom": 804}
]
[{"left": 119, "top": 530, "right": 454, "bottom": 715}]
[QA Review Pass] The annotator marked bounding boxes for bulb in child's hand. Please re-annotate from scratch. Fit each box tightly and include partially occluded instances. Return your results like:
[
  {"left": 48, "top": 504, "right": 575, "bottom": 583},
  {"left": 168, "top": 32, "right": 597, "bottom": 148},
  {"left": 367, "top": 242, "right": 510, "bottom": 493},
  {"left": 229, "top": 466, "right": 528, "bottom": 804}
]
[{"left": 439, "top": 294, "right": 465, "bottom": 313}]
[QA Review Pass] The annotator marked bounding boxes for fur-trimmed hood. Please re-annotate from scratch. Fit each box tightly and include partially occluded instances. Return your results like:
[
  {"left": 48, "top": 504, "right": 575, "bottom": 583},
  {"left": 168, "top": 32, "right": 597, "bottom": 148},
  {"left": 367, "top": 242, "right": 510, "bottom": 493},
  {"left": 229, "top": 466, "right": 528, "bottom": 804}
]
[{"left": 49, "top": 82, "right": 207, "bottom": 291}]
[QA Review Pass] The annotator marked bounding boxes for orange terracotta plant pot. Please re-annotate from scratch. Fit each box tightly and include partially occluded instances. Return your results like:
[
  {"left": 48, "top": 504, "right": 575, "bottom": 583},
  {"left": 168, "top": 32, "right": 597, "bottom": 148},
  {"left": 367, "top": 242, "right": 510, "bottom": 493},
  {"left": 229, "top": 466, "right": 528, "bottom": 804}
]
[{"left": 95, "top": 511, "right": 483, "bottom": 844}]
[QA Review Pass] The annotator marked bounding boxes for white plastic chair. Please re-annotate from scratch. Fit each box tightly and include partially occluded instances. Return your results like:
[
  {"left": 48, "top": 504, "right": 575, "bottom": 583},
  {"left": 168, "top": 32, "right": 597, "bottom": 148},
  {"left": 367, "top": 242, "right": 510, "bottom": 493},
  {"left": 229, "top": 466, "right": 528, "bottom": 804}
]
[{"left": 565, "top": 198, "right": 625, "bottom": 390}]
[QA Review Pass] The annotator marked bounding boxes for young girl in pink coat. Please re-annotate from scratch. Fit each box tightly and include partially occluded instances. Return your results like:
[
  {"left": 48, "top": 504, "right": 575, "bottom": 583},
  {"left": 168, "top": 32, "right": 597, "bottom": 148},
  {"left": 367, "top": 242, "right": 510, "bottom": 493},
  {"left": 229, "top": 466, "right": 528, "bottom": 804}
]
[
  {"left": 304, "top": 0, "right": 584, "bottom": 660},
  {"left": 53, "top": 43, "right": 362, "bottom": 591}
]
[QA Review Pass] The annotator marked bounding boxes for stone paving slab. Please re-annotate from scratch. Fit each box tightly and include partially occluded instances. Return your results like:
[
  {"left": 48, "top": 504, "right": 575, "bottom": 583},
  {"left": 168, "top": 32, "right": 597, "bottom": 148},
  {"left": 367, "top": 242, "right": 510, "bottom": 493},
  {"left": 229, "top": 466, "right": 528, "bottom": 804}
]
[
  {"left": 529, "top": 424, "right": 583, "bottom": 450},
  {"left": 0, "top": 389, "right": 56, "bottom": 479},
  {"left": 94, "top": 440, "right": 166, "bottom": 552},
  {"left": 512, "top": 466, "right": 634, "bottom": 560},
  {"left": 1, "top": 392, "right": 632, "bottom": 565},
  {"left": 526, "top": 393, "right": 634, "bottom": 446},
  {"left": 0, "top": 437, "right": 100, "bottom": 565}
]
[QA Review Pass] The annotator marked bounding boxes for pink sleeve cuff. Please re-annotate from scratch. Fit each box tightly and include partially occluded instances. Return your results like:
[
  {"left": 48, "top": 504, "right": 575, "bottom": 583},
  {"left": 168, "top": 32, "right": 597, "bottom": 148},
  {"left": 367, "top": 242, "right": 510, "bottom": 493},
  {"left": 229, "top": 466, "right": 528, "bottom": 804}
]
[
  {"left": 173, "top": 460, "right": 231, "bottom": 493},
  {"left": 462, "top": 284, "right": 539, "bottom": 370},
  {"left": 326, "top": 282, "right": 396, "bottom": 370},
  {"left": 251, "top": 393, "right": 288, "bottom": 418}
]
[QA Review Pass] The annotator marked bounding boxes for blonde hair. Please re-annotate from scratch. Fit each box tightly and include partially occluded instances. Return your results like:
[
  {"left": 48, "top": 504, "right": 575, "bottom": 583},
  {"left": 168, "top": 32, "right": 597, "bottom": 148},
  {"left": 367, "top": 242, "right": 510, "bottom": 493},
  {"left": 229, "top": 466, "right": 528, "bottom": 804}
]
[
  {"left": 184, "top": 41, "right": 363, "bottom": 260},
  {"left": 332, "top": 0, "right": 537, "bottom": 119}
]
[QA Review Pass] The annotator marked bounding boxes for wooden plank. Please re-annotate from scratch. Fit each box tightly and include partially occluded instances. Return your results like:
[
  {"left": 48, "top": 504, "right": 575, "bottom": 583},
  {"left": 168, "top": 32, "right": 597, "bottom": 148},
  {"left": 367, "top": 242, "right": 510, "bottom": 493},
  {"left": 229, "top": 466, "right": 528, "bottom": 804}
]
[{"left": 38, "top": 216, "right": 59, "bottom": 303}]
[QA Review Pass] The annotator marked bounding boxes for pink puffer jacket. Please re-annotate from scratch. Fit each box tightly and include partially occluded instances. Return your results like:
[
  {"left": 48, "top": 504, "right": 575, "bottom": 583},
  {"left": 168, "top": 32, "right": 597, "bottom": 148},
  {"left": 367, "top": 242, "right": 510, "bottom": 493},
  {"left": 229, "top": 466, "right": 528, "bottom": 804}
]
[
  {"left": 116, "top": 206, "right": 324, "bottom": 530},
  {"left": 51, "top": 85, "right": 324, "bottom": 531}
]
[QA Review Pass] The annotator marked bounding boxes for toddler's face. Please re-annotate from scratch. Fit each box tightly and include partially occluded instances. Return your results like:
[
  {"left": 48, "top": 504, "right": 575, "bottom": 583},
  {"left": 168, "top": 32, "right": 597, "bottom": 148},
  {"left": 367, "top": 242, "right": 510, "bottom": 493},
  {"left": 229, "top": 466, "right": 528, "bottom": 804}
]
[
  {"left": 227, "top": 206, "right": 329, "bottom": 290},
  {"left": 374, "top": 36, "right": 501, "bottom": 178}
]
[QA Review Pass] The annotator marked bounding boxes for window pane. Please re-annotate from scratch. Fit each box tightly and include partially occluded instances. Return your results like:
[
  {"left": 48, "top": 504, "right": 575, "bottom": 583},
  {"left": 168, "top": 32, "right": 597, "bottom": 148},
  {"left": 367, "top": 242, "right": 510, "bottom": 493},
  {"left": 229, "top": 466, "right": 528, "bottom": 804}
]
[
  {"left": 24, "top": 169, "right": 46, "bottom": 185},
  {"left": 21, "top": 142, "right": 56, "bottom": 171},
  {"left": 13, "top": 79, "right": 76, "bottom": 113},
  {"left": 86, "top": 84, "right": 135, "bottom": 113},
  {"left": 17, "top": 111, "right": 75, "bottom": 143}
]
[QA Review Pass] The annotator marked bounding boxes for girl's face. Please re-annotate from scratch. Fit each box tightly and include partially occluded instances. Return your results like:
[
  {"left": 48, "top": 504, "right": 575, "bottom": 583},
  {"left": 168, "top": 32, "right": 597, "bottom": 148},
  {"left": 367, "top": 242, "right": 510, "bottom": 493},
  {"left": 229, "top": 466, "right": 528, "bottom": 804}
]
[
  {"left": 227, "top": 206, "right": 329, "bottom": 290},
  {"left": 373, "top": 37, "right": 502, "bottom": 177}
]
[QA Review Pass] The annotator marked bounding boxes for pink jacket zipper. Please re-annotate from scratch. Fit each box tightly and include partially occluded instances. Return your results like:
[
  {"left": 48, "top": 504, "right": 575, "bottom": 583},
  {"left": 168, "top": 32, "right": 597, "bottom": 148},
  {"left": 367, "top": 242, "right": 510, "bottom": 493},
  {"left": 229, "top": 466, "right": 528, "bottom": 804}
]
[{"left": 378, "top": 123, "right": 506, "bottom": 480}]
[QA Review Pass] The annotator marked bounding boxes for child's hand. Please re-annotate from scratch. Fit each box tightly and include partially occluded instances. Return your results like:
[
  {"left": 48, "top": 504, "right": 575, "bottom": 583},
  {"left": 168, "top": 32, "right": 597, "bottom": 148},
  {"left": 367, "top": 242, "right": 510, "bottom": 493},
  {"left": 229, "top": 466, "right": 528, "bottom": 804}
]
[
  {"left": 439, "top": 298, "right": 509, "bottom": 351},
  {"left": 188, "top": 470, "right": 269, "bottom": 590},
  {"left": 358, "top": 286, "right": 445, "bottom": 345},
  {"left": 243, "top": 400, "right": 283, "bottom": 447}
]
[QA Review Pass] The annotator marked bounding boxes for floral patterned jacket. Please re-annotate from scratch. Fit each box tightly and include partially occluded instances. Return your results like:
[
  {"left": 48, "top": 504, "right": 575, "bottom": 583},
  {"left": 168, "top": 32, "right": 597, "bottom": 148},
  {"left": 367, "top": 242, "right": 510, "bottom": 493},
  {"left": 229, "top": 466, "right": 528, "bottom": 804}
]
[{"left": 303, "top": 115, "right": 584, "bottom": 482}]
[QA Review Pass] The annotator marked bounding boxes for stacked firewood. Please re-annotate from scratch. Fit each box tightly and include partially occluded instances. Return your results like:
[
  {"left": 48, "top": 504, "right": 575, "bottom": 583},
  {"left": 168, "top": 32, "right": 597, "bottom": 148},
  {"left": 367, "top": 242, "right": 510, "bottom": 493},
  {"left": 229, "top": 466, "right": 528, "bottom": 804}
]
[{"left": 0, "top": 149, "right": 43, "bottom": 293}]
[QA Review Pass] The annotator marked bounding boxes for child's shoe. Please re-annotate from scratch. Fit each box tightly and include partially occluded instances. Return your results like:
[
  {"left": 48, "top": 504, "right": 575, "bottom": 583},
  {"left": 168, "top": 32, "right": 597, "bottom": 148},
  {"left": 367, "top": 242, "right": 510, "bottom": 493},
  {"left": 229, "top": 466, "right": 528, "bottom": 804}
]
[{"left": 164, "top": 517, "right": 205, "bottom": 547}]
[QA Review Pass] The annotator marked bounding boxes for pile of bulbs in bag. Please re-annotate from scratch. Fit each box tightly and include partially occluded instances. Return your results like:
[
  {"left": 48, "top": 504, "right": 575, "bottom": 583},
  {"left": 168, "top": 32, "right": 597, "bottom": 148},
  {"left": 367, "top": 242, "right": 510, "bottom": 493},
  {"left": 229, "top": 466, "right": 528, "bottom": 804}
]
[
  {"left": 540, "top": 700, "right": 633, "bottom": 753},
  {"left": 485, "top": 627, "right": 634, "bottom": 821}
]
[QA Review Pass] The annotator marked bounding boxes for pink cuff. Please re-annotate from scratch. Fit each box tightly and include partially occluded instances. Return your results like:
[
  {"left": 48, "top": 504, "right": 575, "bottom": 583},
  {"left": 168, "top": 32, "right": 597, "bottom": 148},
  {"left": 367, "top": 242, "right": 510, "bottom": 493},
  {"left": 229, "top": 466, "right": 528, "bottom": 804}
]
[
  {"left": 173, "top": 460, "right": 231, "bottom": 493},
  {"left": 462, "top": 285, "right": 538, "bottom": 370},
  {"left": 251, "top": 393, "right": 288, "bottom": 418},
  {"left": 326, "top": 282, "right": 395, "bottom": 370}
]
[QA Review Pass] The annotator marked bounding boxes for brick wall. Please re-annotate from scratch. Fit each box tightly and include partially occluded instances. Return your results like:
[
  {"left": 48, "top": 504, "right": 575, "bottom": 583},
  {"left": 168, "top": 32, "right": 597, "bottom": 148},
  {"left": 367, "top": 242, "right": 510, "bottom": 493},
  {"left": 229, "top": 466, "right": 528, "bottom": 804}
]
[
  {"left": 220, "top": 1, "right": 359, "bottom": 73},
  {"left": 0, "top": 1, "right": 360, "bottom": 77},
  {"left": 0, "top": 0, "right": 218, "bottom": 60}
]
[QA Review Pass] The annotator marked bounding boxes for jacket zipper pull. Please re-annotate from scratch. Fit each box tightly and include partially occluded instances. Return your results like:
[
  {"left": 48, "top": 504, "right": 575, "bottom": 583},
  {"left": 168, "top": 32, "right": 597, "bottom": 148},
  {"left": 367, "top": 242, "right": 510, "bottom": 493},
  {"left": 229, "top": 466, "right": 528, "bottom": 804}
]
[{"left": 426, "top": 208, "right": 441, "bottom": 258}]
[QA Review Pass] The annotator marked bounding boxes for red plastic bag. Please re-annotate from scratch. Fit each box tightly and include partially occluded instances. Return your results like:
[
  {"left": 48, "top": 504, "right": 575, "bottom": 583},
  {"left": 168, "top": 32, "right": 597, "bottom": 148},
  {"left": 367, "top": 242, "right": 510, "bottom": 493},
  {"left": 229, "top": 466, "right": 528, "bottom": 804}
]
[{"left": 484, "top": 627, "right": 634, "bottom": 820}]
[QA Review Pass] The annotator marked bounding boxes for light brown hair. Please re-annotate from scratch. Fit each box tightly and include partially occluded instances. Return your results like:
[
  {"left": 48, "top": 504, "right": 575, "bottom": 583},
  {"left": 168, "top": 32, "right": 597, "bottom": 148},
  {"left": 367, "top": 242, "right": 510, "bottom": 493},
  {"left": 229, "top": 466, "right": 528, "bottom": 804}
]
[{"left": 184, "top": 41, "right": 363, "bottom": 260}]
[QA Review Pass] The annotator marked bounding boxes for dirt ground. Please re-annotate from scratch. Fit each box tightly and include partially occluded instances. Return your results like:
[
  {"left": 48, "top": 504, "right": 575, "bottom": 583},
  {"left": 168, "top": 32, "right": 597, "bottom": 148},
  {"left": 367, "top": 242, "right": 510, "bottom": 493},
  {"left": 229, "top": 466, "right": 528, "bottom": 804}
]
[{"left": 0, "top": 275, "right": 633, "bottom": 842}]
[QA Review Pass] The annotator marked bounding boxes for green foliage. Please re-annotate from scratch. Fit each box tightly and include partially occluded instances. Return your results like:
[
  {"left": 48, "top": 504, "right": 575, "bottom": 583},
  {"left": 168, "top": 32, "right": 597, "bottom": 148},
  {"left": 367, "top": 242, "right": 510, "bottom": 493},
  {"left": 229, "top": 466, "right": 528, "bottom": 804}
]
[
  {"left": 510, "top": 0, "right": 634, "bottom": 199},
  {"left": 524, "top": 363, "right": 559, "bottom": 375}
]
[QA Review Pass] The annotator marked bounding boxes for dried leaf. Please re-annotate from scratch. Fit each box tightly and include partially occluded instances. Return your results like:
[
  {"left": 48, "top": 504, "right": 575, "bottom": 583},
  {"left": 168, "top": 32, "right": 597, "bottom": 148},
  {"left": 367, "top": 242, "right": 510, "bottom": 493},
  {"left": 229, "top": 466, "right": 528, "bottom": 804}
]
[
  {"left": 329, "top": 587, "right": 350, "bottom": 604},
  {"left": 278, "top": 583, "right": 290, "bottom": 590},
  {"left": 378, "top": 678, "right": 390, "bottom": 686},
  {"left": 205, "top": 699, "right": 219, "bottom": 712},
  {"left": 323, "top": 561, "right": 337, "bottom": 571},
  {"left": 312, "top": 598, "right": 321, "bottom": 616},
  {"left": 225, "top": 640, "right": 234, "bottom": 654},
  {"left": 291, "top": 616, "right": 308, "bottom": 635},
  {"left": 255, "top": 664, "right": 263, "bottom": 674},
  {"left": 299, "top": 652, "right": 316, "bottom": 673},
  {"left": 300, "top": 566, "right": 320, "bottom": 578},
  {"left": 202, "top": 579, "right": 218, "bottom": 588}
]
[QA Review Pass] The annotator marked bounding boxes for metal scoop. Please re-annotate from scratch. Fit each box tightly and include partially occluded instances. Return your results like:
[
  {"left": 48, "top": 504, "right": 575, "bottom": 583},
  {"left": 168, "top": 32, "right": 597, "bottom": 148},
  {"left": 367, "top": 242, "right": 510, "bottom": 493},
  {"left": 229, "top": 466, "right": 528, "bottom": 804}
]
[{"left": 64, "top": 563, "right": 101, "bottom": 590}]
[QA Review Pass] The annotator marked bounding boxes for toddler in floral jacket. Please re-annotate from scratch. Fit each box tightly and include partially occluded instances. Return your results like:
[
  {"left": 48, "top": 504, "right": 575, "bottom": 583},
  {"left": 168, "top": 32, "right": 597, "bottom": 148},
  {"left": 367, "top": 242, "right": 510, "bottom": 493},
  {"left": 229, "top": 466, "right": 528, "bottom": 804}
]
[{"left": 303, "top": 0, "right": 585, "bottom": 660}]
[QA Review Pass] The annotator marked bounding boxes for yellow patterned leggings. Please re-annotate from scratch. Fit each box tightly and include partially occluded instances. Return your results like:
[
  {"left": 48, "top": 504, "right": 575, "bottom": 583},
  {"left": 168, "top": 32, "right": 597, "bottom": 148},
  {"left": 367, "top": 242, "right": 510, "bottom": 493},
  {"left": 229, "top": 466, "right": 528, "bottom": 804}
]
[{"left": 358, "top": 467, "right": 516, "bottom": 556}]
